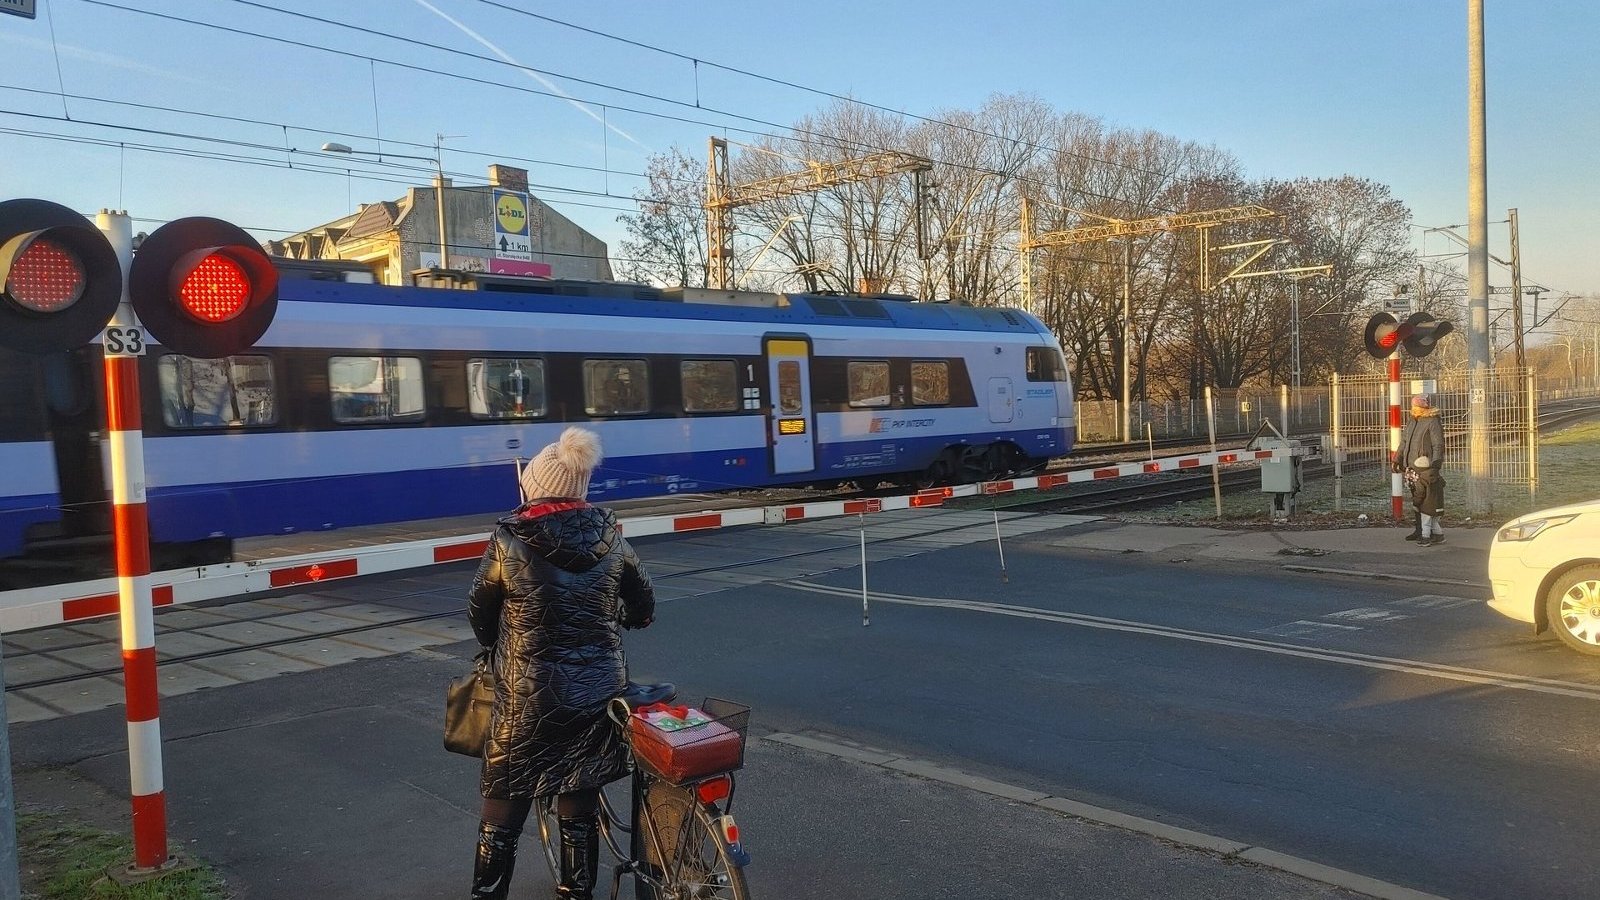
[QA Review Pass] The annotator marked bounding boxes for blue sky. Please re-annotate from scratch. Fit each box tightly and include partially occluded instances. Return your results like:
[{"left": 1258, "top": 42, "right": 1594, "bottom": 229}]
[{"left": 1, "top": 0, "right": 1593, "bottom": 298}]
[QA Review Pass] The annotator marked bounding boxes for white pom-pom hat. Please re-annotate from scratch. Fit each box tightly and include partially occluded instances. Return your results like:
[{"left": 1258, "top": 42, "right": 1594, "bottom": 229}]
[{"left": 520, "top": 427, "right": 603, "bottom": 501}]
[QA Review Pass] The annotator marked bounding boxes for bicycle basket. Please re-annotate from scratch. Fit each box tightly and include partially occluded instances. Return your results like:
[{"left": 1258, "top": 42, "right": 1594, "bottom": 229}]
[{"left": 629, "top": 697, "right": 750, "bottom": 785}]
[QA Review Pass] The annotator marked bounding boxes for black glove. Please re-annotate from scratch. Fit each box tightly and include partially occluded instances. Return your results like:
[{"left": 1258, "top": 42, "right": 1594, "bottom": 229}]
[{"left": 622, "top": 615, "right": 653, "bottom": 631}]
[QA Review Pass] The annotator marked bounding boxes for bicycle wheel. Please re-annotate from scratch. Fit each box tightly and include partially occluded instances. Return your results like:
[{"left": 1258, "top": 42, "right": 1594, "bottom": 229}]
[
  {"left": 535, "top": 796, "right": 560, "bottom": 881},
  {"left": 658, "top": 800, "right": 750, "bottom": 899}
]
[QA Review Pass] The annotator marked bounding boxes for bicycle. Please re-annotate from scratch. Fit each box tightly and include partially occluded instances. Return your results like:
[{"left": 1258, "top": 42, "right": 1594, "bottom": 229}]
[{"left": 535, "top": 683, "right": 753, "bottom": 900}]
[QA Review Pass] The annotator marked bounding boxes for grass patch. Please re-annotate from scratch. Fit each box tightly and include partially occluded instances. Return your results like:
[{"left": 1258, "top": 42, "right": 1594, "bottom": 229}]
[{"left": 19, "top": 813, "right": 226, "bottom": 900}]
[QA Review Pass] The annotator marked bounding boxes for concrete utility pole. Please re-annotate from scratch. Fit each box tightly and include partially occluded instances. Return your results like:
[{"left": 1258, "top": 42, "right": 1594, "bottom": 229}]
[{"left": 1466, "top": 0, "right": 1492, "bottom": 514}]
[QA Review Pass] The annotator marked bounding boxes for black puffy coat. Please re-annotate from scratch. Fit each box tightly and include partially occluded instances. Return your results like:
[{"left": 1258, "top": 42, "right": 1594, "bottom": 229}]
[{"left": 467, "top": 502, "right": 654, "bottom": 800}]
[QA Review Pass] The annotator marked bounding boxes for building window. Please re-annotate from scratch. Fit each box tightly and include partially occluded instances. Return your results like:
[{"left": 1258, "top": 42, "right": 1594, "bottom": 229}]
[
  {"left": 1026, "top": 346, "right": 1069, "bottom": 383},
  {"left": 680, "top": 359, "right": 738, "bottom": 413},
  {"left": 911, "top": 361, "right": 950, "bottom": 406},
  {"left": 583, "top": 358, "right": 650, "bottom": 415},
  {"left": 329, "top": 356, "right": 426, "bottom": 423},
  {"left": 847, "top": 361, "right": 891, "bottom": 408},
  {"left": 468, "top": 358, "right": 546, "bottom": 419},
  {"left": 157, "top": 355, "right": 277, "bottom": 428}
]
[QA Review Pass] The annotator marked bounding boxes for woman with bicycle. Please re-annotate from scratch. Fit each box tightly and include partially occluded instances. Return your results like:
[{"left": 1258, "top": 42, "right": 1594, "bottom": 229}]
[{"left": 467, "top": 427, "right": 655, "bottom": 900}]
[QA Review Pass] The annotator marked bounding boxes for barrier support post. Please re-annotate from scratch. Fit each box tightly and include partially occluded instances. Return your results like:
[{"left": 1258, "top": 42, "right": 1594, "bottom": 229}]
[
  {"left": 1331, "top": 373, "right": 1344, "bottom": 511},
  {"left": 858, "top": 514, "right": 869, "bottom": 627},
  {"left": 1205, "top": 386, "right": 1223, "bottom": 519},
  {"left": 992, "top": 510, "right": 1009, "bottom": 584},
  {"left": 97, "top": 210, "right": 169, "bottom": 873},
  {"left": 1389, "top": 351, "right": 1404, "bottom": 521}
]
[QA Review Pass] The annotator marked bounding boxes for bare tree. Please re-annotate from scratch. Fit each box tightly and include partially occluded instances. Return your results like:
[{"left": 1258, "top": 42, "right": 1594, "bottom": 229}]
[{"left": 616, "top": 148, "right": 709, "bottom": 287}]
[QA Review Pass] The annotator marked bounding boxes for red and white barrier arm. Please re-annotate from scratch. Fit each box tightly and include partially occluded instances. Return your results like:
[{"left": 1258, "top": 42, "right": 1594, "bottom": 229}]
[{"left": 0, "top": 445, "right": 1311, "bottom": 633}]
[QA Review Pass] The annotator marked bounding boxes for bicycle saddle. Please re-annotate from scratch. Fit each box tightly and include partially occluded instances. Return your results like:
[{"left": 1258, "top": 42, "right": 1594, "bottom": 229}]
[{"left": 618, "top": 681, "right": 677, "bottom": 710}]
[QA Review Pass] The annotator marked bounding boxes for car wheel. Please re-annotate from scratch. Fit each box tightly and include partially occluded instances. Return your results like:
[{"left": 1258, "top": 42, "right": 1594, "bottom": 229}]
[{"left": 1545, "top": 564, "right": 1600, "bottom": 656}]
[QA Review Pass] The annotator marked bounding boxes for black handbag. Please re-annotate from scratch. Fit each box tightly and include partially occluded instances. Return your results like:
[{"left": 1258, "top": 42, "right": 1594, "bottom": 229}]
[{"left": 444, "top": 650, "right": 496, "bottom": 758}]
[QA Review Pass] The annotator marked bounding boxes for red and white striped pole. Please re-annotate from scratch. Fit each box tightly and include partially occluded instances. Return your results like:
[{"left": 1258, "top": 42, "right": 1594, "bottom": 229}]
[
  {"left": 1388, "top": 349, "right": 1405, "bottom": 521},
  {"left": 97, "top": 210, "right": 168, "bottom": 870}
]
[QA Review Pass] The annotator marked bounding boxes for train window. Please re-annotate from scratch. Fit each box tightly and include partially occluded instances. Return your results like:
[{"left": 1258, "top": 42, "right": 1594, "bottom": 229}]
[
  {"left": 847, "top": 361, "right": 891, "bottom": 408},
  {"left": 680, "top": 360, "right": 738, "bottom": 413},
  {"left": 329, "top": 356, "right": 426, "bottom": 424},
  {"left": 911, "top": 361, "right": 950, "bottom": 406},
  {"left": 1026, "top": 346, "right": 1069, "bottom": 383},
  {"left": 158, "top": 355, "right": 278, "bottom": 428},
  {"left": 776, "top": 361, "right": 803, "bottom": 414},
  {"left": 583, "top": 358, "right": 650, "bottom": 416},
  {"left": 467, "top": 358, "right": 547, "bottom": 419}
]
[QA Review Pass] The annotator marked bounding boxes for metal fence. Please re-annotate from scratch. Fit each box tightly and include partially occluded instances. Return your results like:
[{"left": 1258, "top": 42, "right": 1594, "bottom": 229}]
[
  {"left": 1075, "top": 388, "right": 1333, "bottom": 444},
  {"left": 1538, "top": 377, "right": 1600, "bottom": 403},
  {"left": 1331, "top": 367, "right": 1537, "bottom": 490}
]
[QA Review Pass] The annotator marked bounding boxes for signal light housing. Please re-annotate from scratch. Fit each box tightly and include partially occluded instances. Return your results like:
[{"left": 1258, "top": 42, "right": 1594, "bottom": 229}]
[
  {"left": 1363, "top": 312, "right": 1401, "bottom": 359},
  {"left": 0, "top": 198, "right": 123, "bottom": 354},
  {"left": 1401, "top": 311, "right": 1454, "bottom": 358},
  {"left": 1364, "top": 311, "right": 1455, "bottom": 360},
  {"left": 130, "top": 217, "right": 278, "bottom": 358}
]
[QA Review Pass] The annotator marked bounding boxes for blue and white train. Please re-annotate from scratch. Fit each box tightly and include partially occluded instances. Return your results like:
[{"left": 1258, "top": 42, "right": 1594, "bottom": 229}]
[{"left": 0, "top": 270, "right": 1074, "bottom": 572}]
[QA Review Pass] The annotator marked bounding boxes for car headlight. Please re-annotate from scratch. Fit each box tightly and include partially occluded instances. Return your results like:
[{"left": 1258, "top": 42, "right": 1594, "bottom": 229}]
[{"left": 1496, "top": 515, "right": 1577, "bottom": 542}]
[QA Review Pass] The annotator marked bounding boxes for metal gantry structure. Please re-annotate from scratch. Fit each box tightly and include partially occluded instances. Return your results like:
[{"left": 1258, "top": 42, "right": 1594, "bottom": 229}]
[
  {"left": 704, "top": 137, "right": 933, "bottom": 290},
  {"left": 1017, "top": 199, "right": 1278, "bottom": 441}
]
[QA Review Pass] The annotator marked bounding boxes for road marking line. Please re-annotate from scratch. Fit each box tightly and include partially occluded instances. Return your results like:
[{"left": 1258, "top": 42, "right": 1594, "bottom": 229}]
[
  {"left": 1323, "top": 607, "right": 1413, "bottom": 623},
  {"left": 764, "top": 731, "right": 1452, "bottom": 900},
  {"left": 1253, "top": 620, "right": 1362, "bottom": 638},
  {"left": 780, "top": 581, "right": 1600, "bottom": 701},
  {"left": 1392, "top": 595, "right": 1483, "bottom": 611}
]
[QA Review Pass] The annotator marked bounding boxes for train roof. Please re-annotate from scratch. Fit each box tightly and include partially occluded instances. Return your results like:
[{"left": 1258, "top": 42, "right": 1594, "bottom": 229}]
[{"left": 274, "top": 275, "right": 1049, "bottom": 335}]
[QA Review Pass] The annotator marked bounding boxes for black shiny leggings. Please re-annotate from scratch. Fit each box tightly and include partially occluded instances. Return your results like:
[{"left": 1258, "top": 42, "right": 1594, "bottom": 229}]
[{"left": 481, "top": 789, "right": 599, "bottom": 831}]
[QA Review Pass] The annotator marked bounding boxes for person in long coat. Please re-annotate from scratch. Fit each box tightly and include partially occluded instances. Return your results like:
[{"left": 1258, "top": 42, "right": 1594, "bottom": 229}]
[
  {"left": 1395, "top": 393, "right": 1445, "bottom": 541},
  {"left": 467, "top": 427, "right": 654, "bottom": 900}
]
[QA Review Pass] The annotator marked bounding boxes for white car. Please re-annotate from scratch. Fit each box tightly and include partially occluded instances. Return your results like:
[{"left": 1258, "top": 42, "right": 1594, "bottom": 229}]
[{"left": 1488, "top": 499, "right": 1600, "bottom": 655}]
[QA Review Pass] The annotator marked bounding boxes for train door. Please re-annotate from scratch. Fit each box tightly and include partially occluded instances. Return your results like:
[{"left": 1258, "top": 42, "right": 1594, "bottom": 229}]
[
  {"left": 988, "top": 377, "right": 1015, "bottom": 424},
  {"left": 41, "top": 348, "right": 108, "bottom": 536},
  {"left": 763, "top": 337, "right": 815, "bottom": 475}
]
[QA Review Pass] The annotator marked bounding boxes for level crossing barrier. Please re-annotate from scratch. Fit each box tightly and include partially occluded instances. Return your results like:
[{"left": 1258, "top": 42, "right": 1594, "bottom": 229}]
[{"left": 0, "top": 445, "right": 1312, "bottom": 633}]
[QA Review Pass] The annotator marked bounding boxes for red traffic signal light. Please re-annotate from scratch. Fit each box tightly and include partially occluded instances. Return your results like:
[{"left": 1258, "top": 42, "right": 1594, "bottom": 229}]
[
  {"left": 1363, "top": 312, "right": 1401, "bottom": 359},
  {"left": 130, "top": 217, "right": 278, "bottom": 358},
  {"left": 0, "top": 199, "right": 123, "bottom": 354},
  {"left": 1364, "top": 310, "right": 1455, "bottom": 359}
]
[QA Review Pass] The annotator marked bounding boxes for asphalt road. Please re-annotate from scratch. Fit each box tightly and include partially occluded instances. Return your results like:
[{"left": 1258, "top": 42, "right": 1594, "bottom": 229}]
[
  {"left": 13, "top": 513, "right": 1594, "bottom": 899},
  {"left": 613, "top": 520, "right": 1600, "bottom": 900}
]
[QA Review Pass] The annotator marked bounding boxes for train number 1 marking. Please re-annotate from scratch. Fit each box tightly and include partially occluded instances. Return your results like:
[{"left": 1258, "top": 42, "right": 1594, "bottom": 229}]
[{"left": 103, "top": 325, "right": 147, "bottom": 357}]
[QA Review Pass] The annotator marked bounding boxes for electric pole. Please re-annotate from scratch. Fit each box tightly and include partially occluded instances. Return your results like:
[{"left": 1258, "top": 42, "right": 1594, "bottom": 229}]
[
  {"left": 1466, "top": 0, "right": 1492, "bottom": 514},
  {"left": 1508, "top": 208, "right": 1524, "bottom": 368}
]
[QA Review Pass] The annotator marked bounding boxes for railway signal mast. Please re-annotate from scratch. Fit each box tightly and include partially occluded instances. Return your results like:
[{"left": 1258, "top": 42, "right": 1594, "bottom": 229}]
[
  {"left": 1364, "top": 309, "right": 1455, "bottom": 520},
  {"left": 0, "top": 198, "right": 278, "bottom": 876}
]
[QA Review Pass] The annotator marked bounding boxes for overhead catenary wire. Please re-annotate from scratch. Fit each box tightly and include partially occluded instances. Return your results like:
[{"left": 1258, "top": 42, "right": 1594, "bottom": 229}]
[
  {"left": 69, "top": 0, "right": 1175, "bottom": 211},
  {"left": 464, "top": 0, "right": 1179, "bottom": 182},
  {"left": 2, "top": 117, "right": 1129, "bottom": 270}
]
